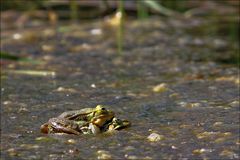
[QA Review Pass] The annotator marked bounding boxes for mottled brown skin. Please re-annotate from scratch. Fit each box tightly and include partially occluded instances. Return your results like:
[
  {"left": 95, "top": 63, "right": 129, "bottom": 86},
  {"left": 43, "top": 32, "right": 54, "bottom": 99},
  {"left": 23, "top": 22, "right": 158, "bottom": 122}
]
[{"left": 40, "top": 118, "right": 87, "bottom": 135}]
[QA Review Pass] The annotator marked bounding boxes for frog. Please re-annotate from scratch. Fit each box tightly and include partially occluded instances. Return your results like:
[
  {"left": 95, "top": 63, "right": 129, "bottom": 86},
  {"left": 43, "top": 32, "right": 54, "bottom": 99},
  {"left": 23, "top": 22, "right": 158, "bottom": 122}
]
[{"left": 40, "top": 105, "right": 115, "bottom": 135}]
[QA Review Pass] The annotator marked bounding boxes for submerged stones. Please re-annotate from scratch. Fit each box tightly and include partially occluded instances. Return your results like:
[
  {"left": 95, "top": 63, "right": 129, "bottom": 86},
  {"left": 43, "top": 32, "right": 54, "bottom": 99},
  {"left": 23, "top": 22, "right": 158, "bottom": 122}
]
[
  {"left": 147, "top": 133, "right": 165, "bottom": 142},
  {"left": 152, "top": 83, "right": 169, "bottom": 93},
  {"left": 97, "top": 150, "right": 112, "bottom": 159},
  {"left": 196, "top": 131, "right": 232, "bottom": 140},
  {"left": 220, "top": 149, "right": 239, "bottom": 159},
  {"left": 178, "top": 102, "right": 202, "bottom": 108},
  {"left": 192, "top": 148, "right": 213, "bottom": 155}
]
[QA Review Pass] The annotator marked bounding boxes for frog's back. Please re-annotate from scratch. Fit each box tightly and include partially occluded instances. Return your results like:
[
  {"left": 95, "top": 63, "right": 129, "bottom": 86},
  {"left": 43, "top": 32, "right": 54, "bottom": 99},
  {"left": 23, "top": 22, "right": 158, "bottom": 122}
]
[{"left": 58, "top": 108, "right": 93, "bottom": 120}]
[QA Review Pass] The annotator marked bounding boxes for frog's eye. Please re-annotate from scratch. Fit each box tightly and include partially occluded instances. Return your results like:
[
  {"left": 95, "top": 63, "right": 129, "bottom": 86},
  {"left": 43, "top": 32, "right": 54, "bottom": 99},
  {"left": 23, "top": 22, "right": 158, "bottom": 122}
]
[
  {"left": 96, "top": 105, "right": 103, "bottom": 110},
  {"left": 96, "top": 105, "right": 107, "bottom": 111}
]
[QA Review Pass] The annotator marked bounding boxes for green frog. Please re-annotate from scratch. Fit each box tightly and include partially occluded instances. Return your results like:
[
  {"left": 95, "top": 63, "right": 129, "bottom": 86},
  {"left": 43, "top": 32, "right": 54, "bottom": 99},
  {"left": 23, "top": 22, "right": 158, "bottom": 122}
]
[{"left": 40, "top": 105, "right": 115, "bottom": 135}]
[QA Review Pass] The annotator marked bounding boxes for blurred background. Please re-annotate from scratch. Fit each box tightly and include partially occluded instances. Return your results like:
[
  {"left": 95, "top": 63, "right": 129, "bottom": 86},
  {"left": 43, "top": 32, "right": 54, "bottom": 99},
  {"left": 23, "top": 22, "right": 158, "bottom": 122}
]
[{"left": 1, "top": 0, "right": 239, "bottom": 64}]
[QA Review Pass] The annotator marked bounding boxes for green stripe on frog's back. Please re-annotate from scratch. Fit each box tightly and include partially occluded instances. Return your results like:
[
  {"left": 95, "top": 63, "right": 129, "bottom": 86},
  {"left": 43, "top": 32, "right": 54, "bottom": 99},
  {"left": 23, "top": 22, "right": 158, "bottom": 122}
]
[{"left": 58, "top": 108, "right": 96, "bottom": 121}]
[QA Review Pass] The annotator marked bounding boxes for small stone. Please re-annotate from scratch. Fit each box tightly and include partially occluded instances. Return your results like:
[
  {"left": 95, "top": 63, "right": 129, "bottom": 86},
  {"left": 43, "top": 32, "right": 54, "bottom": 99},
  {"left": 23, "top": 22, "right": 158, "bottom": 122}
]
[
  {"left": 97, "top": 150, "right": 112, "bottom": 159},
  {"left": 20, "top": 144, "right": 40, "bottom": 149},
  {"left": 229, "top": 101, "right": 239, "bottom": 108},
  {"left": 91, "top": 145, "right": 97, "bottom": 149},
  {"left": 90, "top": 28, "right": 102, "bottom": 35},
  {"left": 56, "top": 87, "right": 77, "bottom": 93},
  {"left": 179, "top": 124, "right": 192, "bottom": 129},
  {"left": 13, "top": 33, "right": 22, "bottom": 40},
  {"left": 169, "top": 93, "right": 180, "bottom": 99},
  {"left": 178, "top": 102, "right": 201, "bottom": 108},
  {"left": 18, "top": 107, "right": 29, "bottom": 113},
  {"left": 213, "top": 122, "right": 223, "bottom": 126},
  {"left": 91, "top": 84, "right": 96, "bottom": 88},
  {"left": 97, "top": 150, "right": 109, "bottom": 154},
  {"left": 35, "top": 136, "right": 57, "bottom": 142},
  {"left": 223, "top": 132, "right": 232, "bottom": 136},
  {"left": 42, "top": 44, "right": 55, "bottom": 52},
  {"left": 3, "top": 101, "right": 12, "bottom": 105},
  {"left": 68, "top": 148, "right": 79, "bottom": 154},
  {"left": 147, "top": 133, "right": 164, "bottom": 142},
  {"left": 66, "top": 139, "right": 76, "bottom": 144},
  {"left": 196, "top": 131, "right": 219, "bottom": 139},
  {"left": 43, "top": 55, "right": 53, "bottom": 61},
  {"left": 124, "top": 146, "right": 135, "bottom": 151},
  {"left": 56, "top": 87, "right": 65, "bottom": 91},
  {"left": 7, "top": 148, "right": 20, "bottom": 157},
  {"left": 125, "top": 154, "right": 138, "bottom": 159},
  {"left": 214, "top": 137, "right": 225, "bottom": 143},
  {"left": 192, "top": 148, "right": 212, "bottom": 155},
  {"left": 152, "top": 83, "right": 169, "bottom": 93},
  {"left": 220, "top": 149, "right": 239, "bottom": 159}
]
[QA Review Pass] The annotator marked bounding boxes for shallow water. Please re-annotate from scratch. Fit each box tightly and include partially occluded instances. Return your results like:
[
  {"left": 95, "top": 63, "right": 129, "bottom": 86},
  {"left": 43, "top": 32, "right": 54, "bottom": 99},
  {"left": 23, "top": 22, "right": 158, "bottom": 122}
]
[{"left": 1, "top": 17, "right": 239, "bottom": 159}]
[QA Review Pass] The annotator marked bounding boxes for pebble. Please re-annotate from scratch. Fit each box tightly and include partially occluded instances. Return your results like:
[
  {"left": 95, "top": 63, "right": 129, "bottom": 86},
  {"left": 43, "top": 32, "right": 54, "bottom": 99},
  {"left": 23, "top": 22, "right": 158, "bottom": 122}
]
[
  {"left": 68, "top": 148, "right": 79, "bottom": 154},
  {"left": 152, "top": 83, "right": 169, "bottom": 93},
  {"left": 91, "top": 84, "right": 96, "bottom": 88},
  {"left": 7, "top": 148, "right": 20, "bottom": 157},
  {"left": 35, "top": 136, "right": 57, "bottom": 142},
  {"left": 90, "top": 28, "right": 102, "bottom": 35},
  {"left": 18, "top": 107, "right": 29, "bottom": 113},
  {"left": 213, "top": 122, "right": 223, "bottom": 126},
  {"left": 169, "top": 93, "right": 180, "bottom": 99},
  {"left": 192, "top": 148, "right": 213, "bottom": 154},
  {"left": 147, "top": 133, "right": 164, "bottom": 142},
  {"left": 178, "top": 102, "right": 201, "bottom": 108},
  {"left": 3, "top": 101, "right": 12, "bottom": 105},
  {"left": 196, "top": 131, "right": 231, "bottom": 140},
  {"left": 56, "top": 87, "right": 77, "bottom": 93},
  {"left": 125, "top": 154, "right": 138, "bottom": 159},
  {"left": 229, "top": 100, "right": 239, "bottom": 108},
  {"left": 13, "top": 33, "right": 22, "bottom": 40},
  {"left": 41, "top": 44, "right": 55, "bottom": 52},
  {"left": 214, "top": 137, "right": 226, "bottom": 143},
  {"left": 97, "top": 150, "right": 112, "bottom": 159},
  {"left": 196, "top": 131, "right": 219, "bottom": 139},
  {"left": 124, "top": 146, "right": 135, "bottom": 151},
  {"left": 66, "top": 139, "right": 76, "bottom": 144},
  {"left": 20, "top": 144, "right": 40, "bottom": 149},
  {"left": 220, "top": 149, "right": 239, "bottom": 159}
]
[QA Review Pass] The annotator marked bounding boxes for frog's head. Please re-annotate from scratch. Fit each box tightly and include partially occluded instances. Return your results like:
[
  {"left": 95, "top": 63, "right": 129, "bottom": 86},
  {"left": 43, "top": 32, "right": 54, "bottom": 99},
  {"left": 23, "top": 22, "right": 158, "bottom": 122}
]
[
  {"left": 95, "top": 105, "right": 110, "bottom": 114},
  {"left": 91, "top": 105, "right": 115, "bottom": 127}
]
